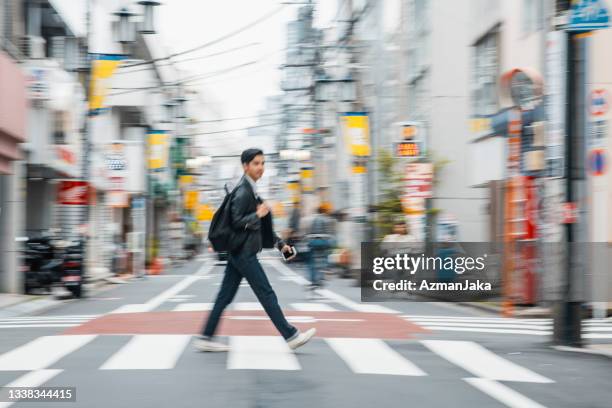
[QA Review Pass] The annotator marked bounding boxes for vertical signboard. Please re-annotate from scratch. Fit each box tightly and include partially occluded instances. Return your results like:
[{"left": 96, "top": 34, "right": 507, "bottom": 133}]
[{"left": 545, "top": 31, "right": 567, "bottom": 179}]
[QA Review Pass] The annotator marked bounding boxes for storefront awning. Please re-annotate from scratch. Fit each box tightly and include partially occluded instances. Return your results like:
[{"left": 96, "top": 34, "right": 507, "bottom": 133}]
[{"left": 0, "top": 52, "right": 27, "bottom": 174}]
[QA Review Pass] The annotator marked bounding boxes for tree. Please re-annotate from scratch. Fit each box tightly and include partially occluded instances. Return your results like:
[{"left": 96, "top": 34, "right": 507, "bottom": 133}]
[{"left": 373, "top": 149, "right": 404, "bottom": 240}]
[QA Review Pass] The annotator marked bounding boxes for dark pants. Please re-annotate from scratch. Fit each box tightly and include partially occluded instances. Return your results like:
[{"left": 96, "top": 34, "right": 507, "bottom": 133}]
[{"left": 201, "top": 251, "right": 298, "bottom": 340}]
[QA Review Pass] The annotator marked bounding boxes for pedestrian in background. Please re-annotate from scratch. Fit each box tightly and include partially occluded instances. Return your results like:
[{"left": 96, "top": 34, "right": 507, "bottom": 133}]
[{"left": 305, "top": 202, "right": 336, "bottom": 297}]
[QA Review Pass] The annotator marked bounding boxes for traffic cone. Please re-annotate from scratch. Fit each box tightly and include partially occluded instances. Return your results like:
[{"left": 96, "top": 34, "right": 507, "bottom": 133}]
[{"left": 148, "top": 257, "right": 163, "bottom": 275}]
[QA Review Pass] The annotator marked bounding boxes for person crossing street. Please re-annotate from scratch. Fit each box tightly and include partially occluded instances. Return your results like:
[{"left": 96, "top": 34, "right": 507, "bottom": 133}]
[{"left": 194, "top": 148, "right": 316, "bottom": 352}]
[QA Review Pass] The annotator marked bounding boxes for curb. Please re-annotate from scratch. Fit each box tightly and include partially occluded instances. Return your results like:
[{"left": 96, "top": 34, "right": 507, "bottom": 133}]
[
  {"left": 552, "top": 345, "right": 612, "bottom": 359},
  {"left": 0, "top": 278, "right": 115, "bottom": 318}
]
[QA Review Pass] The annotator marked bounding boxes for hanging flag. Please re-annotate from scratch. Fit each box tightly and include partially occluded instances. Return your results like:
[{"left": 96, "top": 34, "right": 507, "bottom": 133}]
[{"left": 89, "top": 54, "right": 124, "bottom": 115}]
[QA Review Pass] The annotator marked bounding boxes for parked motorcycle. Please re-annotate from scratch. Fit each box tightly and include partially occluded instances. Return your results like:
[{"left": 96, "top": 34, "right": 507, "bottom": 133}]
[
  {"left": 22, "top": 235, "right": 84, "bottom": 298},
  {"left": 61, "top": 240, "right": 84, "bottom": 298}
]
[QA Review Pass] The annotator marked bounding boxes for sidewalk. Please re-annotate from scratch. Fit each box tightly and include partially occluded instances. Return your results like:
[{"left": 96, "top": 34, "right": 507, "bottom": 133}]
[
  {"left": 0, "top": 277, "right": 118, "bottom": 318},
  {"left": 460, "top": 300, "right": 612, "bottom": 359},
  {"left": 0, "top": 293, "right": 63, "bottom": 318}
]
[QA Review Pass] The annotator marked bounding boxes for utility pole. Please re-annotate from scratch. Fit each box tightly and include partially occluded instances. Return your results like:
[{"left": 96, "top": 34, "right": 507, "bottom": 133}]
[
  {"left": 80, "top": 0, "right": 93, "bottom": 293},
  {"left": 552, "top": 30, "right": 587, "bottom": 346},
  {"left": 550, "top": 0, "right": 610, "bottom": 345}
]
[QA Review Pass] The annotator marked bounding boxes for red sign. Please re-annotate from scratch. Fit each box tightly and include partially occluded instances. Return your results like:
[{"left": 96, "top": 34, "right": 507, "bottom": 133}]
[
  {"left": 57, "top": 181, "right": 89, "bottom": 205},
  {"left": 589, "top": 148, "right": 607, "bottom": 176},
  {"left": 524, "top": 176, "right": 538, "bottom": 239},
  {"left": 561, "top": 202, "right": 578, "bottom": 224},
  {"left": 589, "top": 89, "right": 609, "bottom": 117},
  {"left": 56, "top": 146, "right": 77, "bottom": 165}
]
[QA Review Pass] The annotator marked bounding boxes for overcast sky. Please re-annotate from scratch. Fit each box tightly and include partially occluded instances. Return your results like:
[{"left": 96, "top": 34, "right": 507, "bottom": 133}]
[{"left": 157, "top": 1, "right": 337, "bottom": 128}]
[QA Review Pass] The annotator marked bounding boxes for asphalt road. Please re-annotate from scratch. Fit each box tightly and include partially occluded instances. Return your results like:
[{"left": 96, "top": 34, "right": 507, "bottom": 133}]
[{"left": 0, "top": 252, "right": 611, "bottom": 408}]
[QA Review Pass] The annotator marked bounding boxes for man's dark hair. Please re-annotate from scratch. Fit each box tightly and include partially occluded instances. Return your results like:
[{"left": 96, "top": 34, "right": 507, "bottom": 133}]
[{"left": 241, "top": 148, "right": 264, "bottom": 164}]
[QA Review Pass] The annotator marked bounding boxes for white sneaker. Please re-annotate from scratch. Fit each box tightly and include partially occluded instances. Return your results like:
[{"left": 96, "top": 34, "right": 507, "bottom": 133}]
[
  {"left": 287, "top": 328, "right": 316, "bottom": 350},
  {"left": 193, "top": 337, "right": 229, "bottom": 352}
]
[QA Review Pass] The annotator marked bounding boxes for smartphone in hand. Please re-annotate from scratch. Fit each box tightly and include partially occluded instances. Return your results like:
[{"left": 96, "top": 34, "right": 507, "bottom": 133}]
[{"left": 282, "top": 246, "right": 297, "bottom": 261}]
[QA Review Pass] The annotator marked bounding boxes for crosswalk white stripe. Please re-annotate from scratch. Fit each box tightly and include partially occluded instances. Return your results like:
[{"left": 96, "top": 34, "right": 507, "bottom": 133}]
[
  {"left": 290, "top": 303, "right": 338, "bottom": 312},
  {"left": 263, "top": 260, "right": 310, "bottom": 285},
  {"left": 465, "top": 377, "right": 548, "bottom": 408},
  {"left": 0, "top": 320, "right": 90, "bottom": 324},
  {"left": 583, "top": 327, "right": 612, "bottom": 332},
  {"left": 233, "top": 302, "right": 264, "bottom": 311},
  {"left": 0, "top": 314, "right": 98, "bottom": 318},
  {"left": 0, "top": 369, "right": 63, "bottom": 408},
  {"left": 402, "top": 316, "right": 552, "bottom": 324},
  {"left": 0, "top": 324, "right": 78, "bottom": 329},
  {"left": 227, "top": 336, "right": 300, "bottom": 370},
  {"left": 316, "top": 289, "right": 399, "bottom": 314},
  {"left": 100, "top": 335, "right": 191, "bottom": 370},
  {"left": 0, "top": 318, "right": 91, "bottom": 323},
  {"left": 415, "top": 322, "right": 551, "bottom": 330},
  {"left": 422, "top": 326, "right": 551, "bottom": 336},
  {"left": 422, "top": 340, "right": 554, "bottom": 383},
  {"left": 583, "top": 333, "right": 612, "bottom": 339},
  {"left": 173, "top": 302, "right": 213, "bottom": 312},
  {"left": 402, "top": 314, "right": 551, "bottom": 319},
  {"left": 326, "top": 338, "right": 427, "bottom": 376},
  {"left": 0, "top": 335, "right": 96, "bottom": 371},
  {"left": 110, "top": 304, "right": 150, "bottom": 314}
]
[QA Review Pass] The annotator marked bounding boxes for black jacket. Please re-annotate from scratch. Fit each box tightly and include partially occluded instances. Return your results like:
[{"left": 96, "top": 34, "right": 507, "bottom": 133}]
[{"left": 228, "top": 176, "right": 285, "bottom": 255}]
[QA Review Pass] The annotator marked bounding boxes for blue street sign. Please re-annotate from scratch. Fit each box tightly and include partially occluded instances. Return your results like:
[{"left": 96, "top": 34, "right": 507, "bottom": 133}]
[{"left": 567, "top": 0, "right": 610, "bottom": 32}]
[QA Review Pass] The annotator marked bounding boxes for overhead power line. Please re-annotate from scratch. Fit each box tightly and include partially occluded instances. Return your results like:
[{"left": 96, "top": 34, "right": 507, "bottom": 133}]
[
  {"left": 121, "top": 4, "right": 286, "bottom": 69},
  {"left": 180, "top": 122, "right": 284, "bottom": 137},
  {"left": 115, "top": 42, "right": 261, "bottom": 75}
]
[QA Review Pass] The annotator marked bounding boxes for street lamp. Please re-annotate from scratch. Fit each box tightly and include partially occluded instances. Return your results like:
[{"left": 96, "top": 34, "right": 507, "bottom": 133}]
[
  {"left": 173, "top": 95, "right": 188, "bottom": 119},
  {"left": 114, "top": 7, "right": 136, "bottom": 44},
  {"left": 138, "top": 1, "right": 161, "bottom": 34},
  {"left": 162, "top": 100, "right": 177, "bottom": 123},
  {"left": 314, "top": 77, "right": 356, "bottom": 103}
]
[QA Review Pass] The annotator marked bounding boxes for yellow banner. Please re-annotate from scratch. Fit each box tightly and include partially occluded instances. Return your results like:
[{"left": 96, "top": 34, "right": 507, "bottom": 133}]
[
  {"left": 341, "top": 113, "right": 371, "bottom": 157},
  {"left": 89, "top": 55, "right": 123, "bottom": 113},
  {"left": 148, "top": 132, "right": 169, "bottom": 170},
  {"left": 196, "top": 204, "right": 214, "bottom": 221},
  {"left": 184, "top": 190, "right": 198, "bottom": 210},
  {"left": 179, "top": 175, "right": 194, "bottom": 187}
]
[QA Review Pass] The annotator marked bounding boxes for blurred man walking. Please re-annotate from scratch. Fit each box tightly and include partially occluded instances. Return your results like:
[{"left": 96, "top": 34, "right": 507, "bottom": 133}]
[{"left": 194, "top": 148, "right": 316, "bottom": 352}]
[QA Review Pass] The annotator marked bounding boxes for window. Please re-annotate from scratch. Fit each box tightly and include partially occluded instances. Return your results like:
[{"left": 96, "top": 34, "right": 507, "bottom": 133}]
[
  {"left": 522, "top": 0, "right": 543, "bottom": 34},
  {"left": 52, "top": 111, "right": 66, "bottom": 145},
  {"left": 408, "top": 0, "right": 430, "bottom": 80},
  {"left": 471, "top": 30, "right": 499, "bottom": 116}
]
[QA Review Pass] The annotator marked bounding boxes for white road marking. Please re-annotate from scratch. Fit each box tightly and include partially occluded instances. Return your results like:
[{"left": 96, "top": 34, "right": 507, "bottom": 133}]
[
  {"left": 0, "top": 335, "right": 96, "bottom": 371},
  {"left": 422, "top": 340, "right": 553, "bottom": 383},
  {"left": 421, "top": 326, "right": 551, "bottom": 336},
  {"left": 173, "top": 302, "right": 213, "bottom": 312},
  {"left": 226, "top": 315, "right": 362, "bottom": 323},
  {"left": 326, "top": 338, "right": 426, "bottom": 376},
  {"left": 582, "top": 333, "right": 612, "bottom": 339},
  {"left": 0, "top": 324, "right": 79, "bottom": 329},
  {"left": 414, "top": 322, "right": 551, "bottom": 330},
  {"left": 109, "top": 304, "right": 150, "bottom": 314},
  {"left": 109, "top": 263, "right": 215, "bottom": 314},
  {"left": 228, "top": 336, "right": 300, "bottom": 370},
  {"left": 263, "top": 260, "right": 310, "bottom": 285},
  {"left": 100, "top": 335, "right": 191, "bottom": 370},
  {"left": 214, "top": 282, "right": 250, "bottom": 287},
  {"left": 582, "top": 327, "right": 612, "bottom": 332},
  {"left": 0, "top": 315, "right": 98, "bottom": 320},
  {"left": 402, "top": 315, "right": 551, "bottom": 324},
  {"left": 233, "top": 302, "right": 264, "bottom": 311},
  {"left": 316, "top": 289, "right": 399, "bottom": 314},
  {"left": 0, "top": 369, "right": 63, "bottom": 408},
  {"left": 290, "top": 303, "right": 338, "bottom": 312},
  {"left": 465, "top": 377, "right": 548, "bottom": 408}
]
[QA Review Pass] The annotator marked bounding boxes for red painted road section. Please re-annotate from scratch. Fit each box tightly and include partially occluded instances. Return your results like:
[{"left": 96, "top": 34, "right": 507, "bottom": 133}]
[{"left": 62, "top": 311, "right": 429, "bottom": 339}]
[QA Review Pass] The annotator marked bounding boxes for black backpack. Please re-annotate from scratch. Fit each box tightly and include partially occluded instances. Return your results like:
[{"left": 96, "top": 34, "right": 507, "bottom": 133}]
[{"left": 208, "top": 185, "right": 236, "bottom": 252}]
